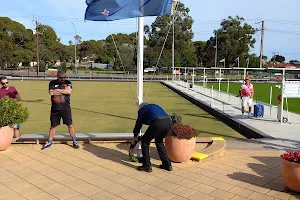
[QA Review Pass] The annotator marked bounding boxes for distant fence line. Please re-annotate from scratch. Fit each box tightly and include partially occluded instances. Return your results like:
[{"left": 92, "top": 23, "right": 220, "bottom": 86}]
[{"left": 2, "top": 74, "right": 299, "bottom": 83}]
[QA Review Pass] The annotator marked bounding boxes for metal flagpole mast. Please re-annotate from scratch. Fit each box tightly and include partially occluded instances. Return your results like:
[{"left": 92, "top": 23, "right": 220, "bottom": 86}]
[
  {"left": 136, "top": 16, "right": 144, "bottom": 158},
  {"left": 214, "top": 34, "right": 217, "bottom": 68},
  {"left": 71, "top": 23, "right": 77, "bottom": 74},
  {"left": 260, "top": 21, "right": 264, "bottom": 68},
  {"left": 172, "top": 3, "right": 176, "bottom": 82},
  {"left": 35, "top": 19, "right": 40, "bottom": 76},
  {"left": 137, "top": 18, "right": 144, "bottom": 106},
  {"left": 280, "top": 69, "right": 285, "bottom": 124},
  {"left": 247, "top": 58, "right": 249, "bottom": 68}
]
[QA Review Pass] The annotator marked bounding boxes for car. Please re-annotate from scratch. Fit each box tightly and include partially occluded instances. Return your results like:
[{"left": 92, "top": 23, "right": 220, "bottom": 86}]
[{"left": 144, "top": 68, "right": 156, "bottom": 73}]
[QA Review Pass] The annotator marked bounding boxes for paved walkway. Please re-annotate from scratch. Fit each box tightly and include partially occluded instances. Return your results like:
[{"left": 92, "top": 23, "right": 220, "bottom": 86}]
[
  {"left": 0, "top": 143, "right": 298, "bottom": 200},
  {"left": 163, "top": 81, "right": 300, "bottom": 150}
]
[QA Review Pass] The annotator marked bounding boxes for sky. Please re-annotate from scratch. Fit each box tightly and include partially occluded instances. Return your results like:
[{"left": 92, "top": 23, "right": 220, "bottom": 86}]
[{"left": 1, "top": 0, "right": 300, "bottom": 62}]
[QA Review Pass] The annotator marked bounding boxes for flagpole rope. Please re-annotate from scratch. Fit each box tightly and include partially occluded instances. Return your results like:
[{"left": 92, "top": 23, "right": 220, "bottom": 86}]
[
  {"left": 144, "top": 1, "right": 180, "bottom": 99},
  {"left": 106, "top": 21, "right": 137, "bottom": 102},
  {"left": 104, "top": 1, "right": 179, "bottom": 102}
]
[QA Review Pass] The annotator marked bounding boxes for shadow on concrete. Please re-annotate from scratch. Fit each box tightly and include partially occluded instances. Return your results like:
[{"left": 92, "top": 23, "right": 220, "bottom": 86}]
[
  {"left": 81, "top": 143, "right": 138, "bottom": 170},
  {"left": 116, "top": 143, "right": 162, "bottom": 162},
  {"left": 227, "top": 156, "right": 300, "bottom": 197}
]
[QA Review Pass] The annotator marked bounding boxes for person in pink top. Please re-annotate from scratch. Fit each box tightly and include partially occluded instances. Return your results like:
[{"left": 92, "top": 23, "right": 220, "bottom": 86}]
[
  {"left": 239, "top": 77, "right": 254, "bottom": 118},
  {"left": 0, "top": 77, "right": 22, "bottom": 138}
]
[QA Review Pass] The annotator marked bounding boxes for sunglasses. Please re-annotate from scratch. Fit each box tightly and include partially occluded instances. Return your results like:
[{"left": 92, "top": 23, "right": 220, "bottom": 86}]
[
  {"left": 58, "top": 76, "right": 66, "bottom": 79},
  {"left": 1, "top": 82, "right": 8, "bottom": 85}
]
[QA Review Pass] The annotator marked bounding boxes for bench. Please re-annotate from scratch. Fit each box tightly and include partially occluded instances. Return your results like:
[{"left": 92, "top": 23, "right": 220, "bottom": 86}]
[{"left": 17, "top": 133, "right": 134, "bottom": 144}]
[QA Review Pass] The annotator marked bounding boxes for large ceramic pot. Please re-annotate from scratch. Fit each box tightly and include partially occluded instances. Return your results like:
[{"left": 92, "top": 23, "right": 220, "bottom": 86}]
[
  {"left": 165, "top": 135, "right": 196, "bottom": 163},
  {"left": 282, "top": 159, "right": 300, "bottom": 192},
  {"left": 0, "top": 126, "right": 14, "bottom": 151}
]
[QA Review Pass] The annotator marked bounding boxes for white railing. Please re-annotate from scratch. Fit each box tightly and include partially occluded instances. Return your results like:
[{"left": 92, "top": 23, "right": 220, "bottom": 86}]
[{"left": 173, "top": 80, "right": 282, "bottom": 118}]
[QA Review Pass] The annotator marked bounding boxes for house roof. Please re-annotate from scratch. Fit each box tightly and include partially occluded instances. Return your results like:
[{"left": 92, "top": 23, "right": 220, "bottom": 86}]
[{"left": 266, "top": 62, "right": 300, "bottom": 68}]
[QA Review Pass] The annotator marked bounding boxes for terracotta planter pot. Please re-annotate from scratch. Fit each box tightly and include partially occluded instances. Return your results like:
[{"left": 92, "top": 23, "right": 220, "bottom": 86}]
[
  {"left": 282, "top": 159, "right": 300, "bottom": 192},
  {"left": 0, "top": 126, "right": 14, "bottom": 151},
  {"left": 165, "top": 135, "right": 196, "bottom": 163}
]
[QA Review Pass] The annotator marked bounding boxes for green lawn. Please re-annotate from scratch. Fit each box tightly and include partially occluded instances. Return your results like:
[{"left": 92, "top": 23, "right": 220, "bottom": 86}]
[
  {"left": 200, "top": 82, "right": 300, "bottom": 114},
  {"left": 9, "top": 80, "right": 244, "bottom": 139}
]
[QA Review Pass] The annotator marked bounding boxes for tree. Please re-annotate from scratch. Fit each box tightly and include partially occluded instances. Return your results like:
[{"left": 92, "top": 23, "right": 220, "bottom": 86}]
[
  {"left": 114, "top": 44, "right": 135, "bottom": 70},
  {"left": 39, "top": 60, "right": 46, "bottom": 72},
  {"left": 38, "top": 24, "right": 63, "bottom": 62},
  {"left": 201, "top": 38, "right": 216, "bottom": 67},
  {"left": 75, "top": 35, "right": 82, "bottom": 45},
  {"left": 145, "top": 2, "right": 197, "bottom": 68},
  {"left": 57, "top": 45, "right": 73, "bottom": 62},
  {"left": 262, "top": 55, "right": 268, "bottom": 61},
  {"left": 194, "top": 41, "right": 206, "bottom": 66},
  {"left": 246, "top": 54, "right": 260, "bottom": 68},
  {"left": 79, "top": 40, "right": 99, "bottom": 59},
  {"left": 59, "top": 61, "right": 67, "bottom": 72},
  {"left": 0, "top": 17, "right": 35, "bottom": 68},
  {"left": 101, "top": 33, "right": 136, "bottom": 69},
  {"left": 289, "top": 60, "right": 299, "bottom": 63},
  {"left": 271, "top": 55, "right": 285, "bottom": 63},
  {"left": 214, "top": 16, "right": 257, "bottom": 67}
]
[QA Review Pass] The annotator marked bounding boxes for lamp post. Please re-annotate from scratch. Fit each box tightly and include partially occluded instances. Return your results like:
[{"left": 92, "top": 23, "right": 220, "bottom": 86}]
[{"left": 71, "top": 23, "right": 77, "bottom": 74}]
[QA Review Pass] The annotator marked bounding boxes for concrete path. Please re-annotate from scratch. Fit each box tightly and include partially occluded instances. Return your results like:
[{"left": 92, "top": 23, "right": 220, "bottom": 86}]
[
  {"left": 163, "top": 81, "right": 300, "bottom": 151},
  {"left": 1, "top": 143, "right": 297, "bottom": 200}
]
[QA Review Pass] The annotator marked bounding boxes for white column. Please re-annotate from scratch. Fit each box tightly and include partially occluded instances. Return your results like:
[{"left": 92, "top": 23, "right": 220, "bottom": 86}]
[
  {"left": 137, "top": 17, "right": 144, "bottom": 105},
  {"left": 137, "top": 17, "right": 144, "bottom": 158},
  {"left": 192, "top": 68, "right": 195, "bottom": 85},
  {"left": 280, "top": 69, "right": 285, "bottom": 124}
]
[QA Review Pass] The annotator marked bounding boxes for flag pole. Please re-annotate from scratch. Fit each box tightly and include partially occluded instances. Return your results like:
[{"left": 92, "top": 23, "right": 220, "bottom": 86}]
[
  {"left": 137, "top": 17, "right": 144, "bottom": 105},
  {"left": 137, "top": 16, "right": 144, "bottom": 158},
  {"left": 247, "top": 58, "right": 249, "bottom": 68},
  {"left": 172, "top": 2, "right": 176, "bottom": 82}
]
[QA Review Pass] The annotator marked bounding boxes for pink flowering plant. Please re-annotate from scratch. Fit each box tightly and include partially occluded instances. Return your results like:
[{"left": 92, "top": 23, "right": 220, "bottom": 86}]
[{"left": 281, "top": 151, "right": 300, "bottom": 164}]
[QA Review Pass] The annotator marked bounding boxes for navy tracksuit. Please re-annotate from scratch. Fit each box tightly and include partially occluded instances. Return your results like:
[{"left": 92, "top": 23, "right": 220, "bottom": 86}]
[{"left": 133, "top": 104, "right": 173, "bottom": 167}]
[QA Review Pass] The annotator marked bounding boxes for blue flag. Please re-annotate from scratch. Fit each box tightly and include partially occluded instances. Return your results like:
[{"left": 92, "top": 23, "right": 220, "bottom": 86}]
[
  {"left": 85, "top": 0, "right": 174, "bottom": 21},
  {"left": 234, "top": 57, "right": 239, "bottom": 63}
]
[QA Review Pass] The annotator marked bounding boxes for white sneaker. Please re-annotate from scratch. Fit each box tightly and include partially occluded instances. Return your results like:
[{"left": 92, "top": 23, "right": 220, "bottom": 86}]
[{"left": 41, "top": 141, "right": 53, "bottom": 150}]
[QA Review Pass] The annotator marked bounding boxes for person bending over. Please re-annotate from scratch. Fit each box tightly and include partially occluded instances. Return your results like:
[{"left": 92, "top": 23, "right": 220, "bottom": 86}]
[{"left": 132, "top": 102, "right": 173, "bottom": 172}]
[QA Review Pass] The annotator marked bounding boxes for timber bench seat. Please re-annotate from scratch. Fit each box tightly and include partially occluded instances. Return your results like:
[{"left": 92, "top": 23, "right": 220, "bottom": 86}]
[{"left": 17, "top": 133, "right": 134, "bottom": 144}]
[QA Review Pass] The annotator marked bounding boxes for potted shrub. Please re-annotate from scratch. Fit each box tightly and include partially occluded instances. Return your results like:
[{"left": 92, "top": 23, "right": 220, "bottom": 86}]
[
  {"left": 165, "top": 113, "right": 199, "bottom": 163},
  {"left": 0, "top": 96, "right": 29, "bottom": 151},
  {"left": 281, "top": 150, "right": 300, "bottom": 192}
]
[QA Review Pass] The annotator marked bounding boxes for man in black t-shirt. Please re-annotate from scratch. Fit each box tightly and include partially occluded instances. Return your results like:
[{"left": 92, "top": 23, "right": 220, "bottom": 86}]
[{"left": 42, "top": 70, "right": 79, "bottom": 150}]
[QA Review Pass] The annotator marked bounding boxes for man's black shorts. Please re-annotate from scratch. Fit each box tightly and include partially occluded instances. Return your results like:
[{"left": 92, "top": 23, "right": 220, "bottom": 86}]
[{"left": 50, "top": 110, "right": 72, "bottom": 127}]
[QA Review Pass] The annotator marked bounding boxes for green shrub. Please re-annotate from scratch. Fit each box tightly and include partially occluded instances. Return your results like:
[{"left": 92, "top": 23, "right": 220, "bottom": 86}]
[
  {"left": 0, "top": 96, "right": 29, "bottom": 127},
  {"left": 39, "top": 60, "right": 46, "bottom": 72},
  {"left": 169, "top": 113, "right": 182, "bottom": 124},
  {"left": 59, "top": 62, "right": 67, "bottom": 72}
]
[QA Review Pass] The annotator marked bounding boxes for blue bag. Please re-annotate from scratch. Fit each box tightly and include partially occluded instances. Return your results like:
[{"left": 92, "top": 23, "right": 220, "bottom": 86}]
[{"left": 253, "top": 96, "right": 264, "bottom": 117}]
